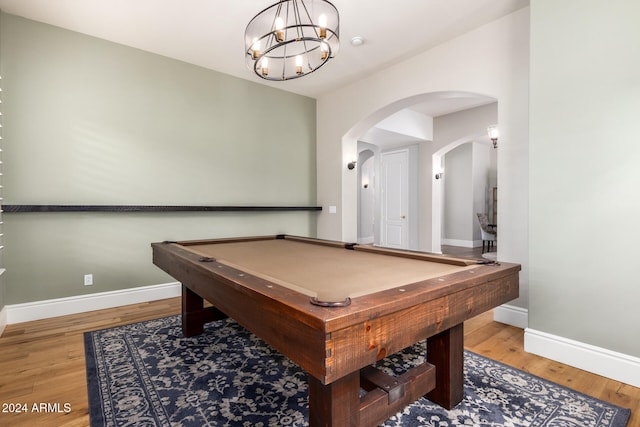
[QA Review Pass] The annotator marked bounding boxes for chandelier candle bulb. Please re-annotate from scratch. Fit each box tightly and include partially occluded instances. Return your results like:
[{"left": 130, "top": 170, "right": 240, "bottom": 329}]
[
  {"left": 321, "top": 42, "right": 328, "bottom": 60},
  {"left": 319, "top": 14, "right": 327, "bottom": 38},
  {"left": 295, "top": 55, "right": 303, "bottom": 74},
  {"left": 252, "top": 39, "right": 261, "bottom": 59},
  {"left": 261, "top": 57, "right": 269, "bottom": 76},
  {"left": 275, "top": 17, "right": 284, "bottom": 42}
]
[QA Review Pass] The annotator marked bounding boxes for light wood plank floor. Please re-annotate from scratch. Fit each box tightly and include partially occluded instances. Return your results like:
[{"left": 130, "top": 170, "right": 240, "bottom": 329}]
[{"left": 0, "top": 298, "right": 637, "bottom": 426}]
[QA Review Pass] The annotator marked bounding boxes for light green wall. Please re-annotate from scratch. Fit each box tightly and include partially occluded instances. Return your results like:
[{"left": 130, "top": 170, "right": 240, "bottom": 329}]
[
  {"left": 529, "top": 1, "right": 640, "bottom": 356},
  {"left": 0, "top": 10, "right": 4, "bottom": 312},
  {"left": 0, "top": 13, "right": 317, "bottom": 304},
  {"left": 5, "top": 211, "right": 316, "bottom": 303}
]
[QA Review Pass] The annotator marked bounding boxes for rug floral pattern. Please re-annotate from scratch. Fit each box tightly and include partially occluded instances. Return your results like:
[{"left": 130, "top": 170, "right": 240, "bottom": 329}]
[{"left": 84, "top": 316, "right": 630, "bottom": 427}]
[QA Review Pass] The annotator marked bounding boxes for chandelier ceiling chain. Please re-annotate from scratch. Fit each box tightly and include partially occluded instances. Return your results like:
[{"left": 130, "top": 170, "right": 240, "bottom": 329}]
[{"left": 245, "top": 0, "right": 340, "bottom": 81}]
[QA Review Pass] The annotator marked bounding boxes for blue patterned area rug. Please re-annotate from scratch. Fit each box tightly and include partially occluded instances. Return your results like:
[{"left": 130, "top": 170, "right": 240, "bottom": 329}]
[{"left": 84, "top": 315, "right": 630, "bottom": 427}]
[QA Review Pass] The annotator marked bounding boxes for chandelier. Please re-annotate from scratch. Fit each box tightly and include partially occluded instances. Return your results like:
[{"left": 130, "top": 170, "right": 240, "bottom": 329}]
[{"left": 245, "top": 0, "right": 340, "bottom": 81}]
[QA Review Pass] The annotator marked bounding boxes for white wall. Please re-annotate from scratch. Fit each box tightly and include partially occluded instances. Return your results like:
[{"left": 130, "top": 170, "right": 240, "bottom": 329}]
[
  {"left": 472, "top": 143, "right": 492, "bottom": 243},
  {"left": 357, "top": 144, "right": 377, "bottom": 243},
  {"left": 317, "top": 4, "right": 529, "bottom": 309},
  {"left": 443, "top": 144, "right": 473, "bottom": 244},
  {"left": 527, "top": 0, "right": 640, "bottom": 385}
]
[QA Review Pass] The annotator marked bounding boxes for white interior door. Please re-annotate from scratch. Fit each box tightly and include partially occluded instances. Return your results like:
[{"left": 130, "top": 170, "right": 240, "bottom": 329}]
[{"left": 381, "top": 149, "right": 409, "bottom": 249}]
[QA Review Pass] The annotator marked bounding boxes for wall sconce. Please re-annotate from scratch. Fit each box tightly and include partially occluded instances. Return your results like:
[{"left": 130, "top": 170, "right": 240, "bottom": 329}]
[
  {"left": 435, "top": 172, "right": 444, "bottom": 180},
  {"left": 487, "top": 125, "right": 499, "bottom": 149},
  {"left": 347, "top": 161, "right": 357, "bottom": 170}
]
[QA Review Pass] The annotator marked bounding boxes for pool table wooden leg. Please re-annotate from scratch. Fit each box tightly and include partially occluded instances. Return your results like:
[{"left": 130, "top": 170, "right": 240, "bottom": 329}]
[
  {"left": 426, "top": 323, "right": 464, "bottom": 409},
  {"left": 181, "top": 284, "right": 227, "bottom": 337},
  {"left": 308, "top": 371, "right": 360, "bottom": 427}
]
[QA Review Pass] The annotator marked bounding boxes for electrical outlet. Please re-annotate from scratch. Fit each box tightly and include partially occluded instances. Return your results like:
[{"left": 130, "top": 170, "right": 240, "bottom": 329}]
[{"left": 84, "top": 274, "right": 93, "bottom": 286}]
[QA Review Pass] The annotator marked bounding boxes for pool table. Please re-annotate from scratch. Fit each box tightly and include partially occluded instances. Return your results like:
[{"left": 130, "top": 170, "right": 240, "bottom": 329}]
[{"left": 152, "top": 235, "right": 520, "bottom": 427}]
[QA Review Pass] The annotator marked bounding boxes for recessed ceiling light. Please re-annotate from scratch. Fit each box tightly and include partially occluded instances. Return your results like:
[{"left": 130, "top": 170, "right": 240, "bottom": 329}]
[{"left": 350, "top": 36, "right": 364, "bottom": 46}]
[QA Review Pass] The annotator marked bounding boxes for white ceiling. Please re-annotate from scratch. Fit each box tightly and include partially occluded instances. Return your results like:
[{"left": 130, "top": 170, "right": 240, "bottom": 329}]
[
  {"left": 0, "top": 0, "right": 525, "bottom": 147},
  {"left": 0, "top": 0, "right": 528, "bottom": 98}
]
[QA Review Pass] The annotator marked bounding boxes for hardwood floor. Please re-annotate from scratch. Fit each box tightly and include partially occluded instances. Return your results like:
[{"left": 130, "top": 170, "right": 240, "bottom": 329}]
[
  {"left": 0, "top": 298, "right": 638, "bottom": 427},
  {"left": 0, "top": 298, "right": 182, "bottom": 427}
]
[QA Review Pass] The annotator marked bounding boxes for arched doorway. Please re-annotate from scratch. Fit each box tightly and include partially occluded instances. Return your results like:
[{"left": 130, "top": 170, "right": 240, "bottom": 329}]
[
  {"left": 431, "top": 137, "right": 496, "bottom": 254},
  {"left": 343, "top": 91, "right": 497, "bottom": 252}
]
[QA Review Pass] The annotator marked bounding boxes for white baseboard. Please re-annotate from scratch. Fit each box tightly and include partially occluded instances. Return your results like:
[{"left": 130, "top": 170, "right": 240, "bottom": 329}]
[
  {"left": 525, "top": 328, "right": 640, "bottom": 388},
  {"left": 493, "top": 304, "right": 528, "bottom": 329},
  {"left": 441, "top": 238, "right": 477, "bottom": 248},
  {"left": 0, "top": 305, "right": 7, "bottom": 336},
  {"left": 5, "top": 282, "right": 181, "bottom": 325}
]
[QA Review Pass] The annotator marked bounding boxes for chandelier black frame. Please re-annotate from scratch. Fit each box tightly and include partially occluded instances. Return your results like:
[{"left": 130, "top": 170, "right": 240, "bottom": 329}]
[{"left": 245, "top": 0, "right": 340, "bottom": 81}]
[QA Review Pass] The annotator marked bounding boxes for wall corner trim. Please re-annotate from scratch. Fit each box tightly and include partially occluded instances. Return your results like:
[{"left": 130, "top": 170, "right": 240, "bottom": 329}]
[
  {"left": 4, "top": 282, "right": 181, "bottom": 325},
  {"left": 524, "top": 328, "right": 640, "bottom": 388},
  {"left": 493, "top": 304, "right": 528, "bottom": 329}
]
